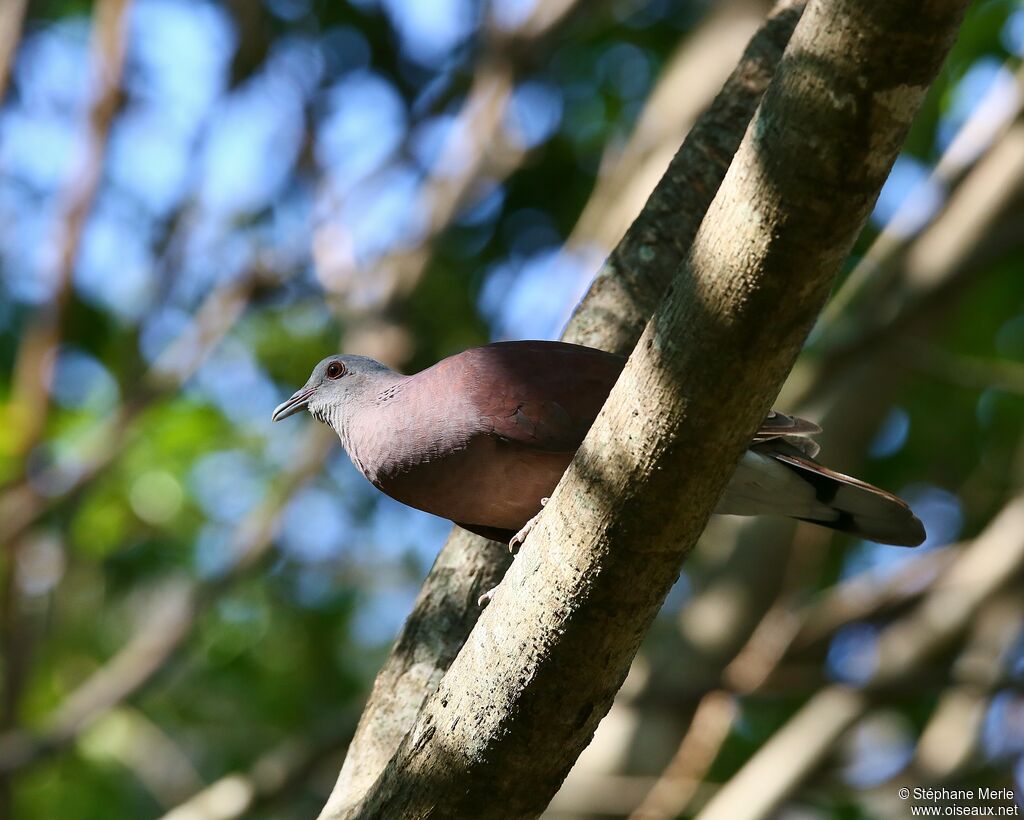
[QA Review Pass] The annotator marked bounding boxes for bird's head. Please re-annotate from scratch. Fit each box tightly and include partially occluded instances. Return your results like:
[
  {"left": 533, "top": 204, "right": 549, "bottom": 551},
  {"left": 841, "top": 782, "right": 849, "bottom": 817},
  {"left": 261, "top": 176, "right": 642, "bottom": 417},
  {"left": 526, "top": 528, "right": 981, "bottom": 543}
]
[{"left": 271, "top": 354, "right": 397, "bottom": 426}]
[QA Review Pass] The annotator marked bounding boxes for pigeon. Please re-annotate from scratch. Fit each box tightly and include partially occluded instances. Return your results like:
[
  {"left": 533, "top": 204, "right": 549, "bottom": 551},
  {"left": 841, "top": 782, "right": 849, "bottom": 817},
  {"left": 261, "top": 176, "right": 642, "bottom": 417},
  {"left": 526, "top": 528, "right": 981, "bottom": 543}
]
[{"left": 272, "top": 340, "right": 925, "bottom": 549}]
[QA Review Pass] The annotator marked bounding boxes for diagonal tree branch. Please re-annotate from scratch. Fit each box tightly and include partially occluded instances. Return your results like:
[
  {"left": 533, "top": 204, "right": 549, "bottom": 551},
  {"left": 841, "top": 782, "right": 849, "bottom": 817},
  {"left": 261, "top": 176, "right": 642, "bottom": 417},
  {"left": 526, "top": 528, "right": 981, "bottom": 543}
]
[
  {"left": 333, "top": 0, "right": 969, "bottom": 816},
  {"left": 322, "top": 2, "right": 809, "bottom": 810}
]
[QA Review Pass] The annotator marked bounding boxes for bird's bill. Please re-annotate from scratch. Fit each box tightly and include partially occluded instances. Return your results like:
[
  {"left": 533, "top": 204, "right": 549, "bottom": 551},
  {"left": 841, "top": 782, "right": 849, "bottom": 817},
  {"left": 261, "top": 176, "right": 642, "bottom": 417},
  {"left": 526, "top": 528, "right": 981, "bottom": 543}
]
[{"left": 272, "top": 386, "right": 316, "bottom": 422}]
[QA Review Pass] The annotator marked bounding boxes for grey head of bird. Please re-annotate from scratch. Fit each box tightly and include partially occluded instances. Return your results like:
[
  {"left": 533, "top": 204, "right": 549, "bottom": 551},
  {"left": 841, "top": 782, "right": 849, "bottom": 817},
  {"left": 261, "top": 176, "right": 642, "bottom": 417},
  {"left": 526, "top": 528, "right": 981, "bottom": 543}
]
[{"left": 271, "top": 354, "right": 401, "bottom": 430}]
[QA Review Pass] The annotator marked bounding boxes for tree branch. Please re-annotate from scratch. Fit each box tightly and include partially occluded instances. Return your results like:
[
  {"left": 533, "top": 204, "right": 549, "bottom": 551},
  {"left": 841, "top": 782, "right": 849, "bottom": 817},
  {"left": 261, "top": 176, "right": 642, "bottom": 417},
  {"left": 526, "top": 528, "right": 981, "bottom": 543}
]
[
  {"left": 695, "top": 493, "right": 1024, "bottom": 820},
  {"left": 0, "top": 0, "right": 26, "bottom": 104},
  {"left": 322, "top": 2, "right": 808, "bottom": 811},
  {"left": 333, "top": 0, "right": 968, "bottom": 816}
]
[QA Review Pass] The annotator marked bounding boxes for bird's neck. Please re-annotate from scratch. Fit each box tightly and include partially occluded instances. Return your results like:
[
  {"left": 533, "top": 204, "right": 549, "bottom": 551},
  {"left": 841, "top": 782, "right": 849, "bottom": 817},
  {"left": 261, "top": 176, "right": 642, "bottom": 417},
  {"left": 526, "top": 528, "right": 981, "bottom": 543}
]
[{"left": 334, "top": 374, "right": 408, "bottom": 481}]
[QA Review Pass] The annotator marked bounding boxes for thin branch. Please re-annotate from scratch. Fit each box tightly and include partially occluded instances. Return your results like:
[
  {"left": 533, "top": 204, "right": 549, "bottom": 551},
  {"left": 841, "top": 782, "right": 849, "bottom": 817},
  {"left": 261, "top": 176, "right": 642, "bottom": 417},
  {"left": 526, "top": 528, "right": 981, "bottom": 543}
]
[
  {"left": 695, "top": 494, "right": 1024, "bottom": 820},
  {"left": 317, "top": 0, "right": 587, "bottom": 340},
  {"left": 0, "top": 266, "right": 281, "bottom": 550},
  {"left": 819, "top": 60, "right": 1024, "bottom": 332},
  {"left": 0, "top": 425, "right": 335, "bottom": 776},
  {"left": 0, "top": 0, "right": 27, "bottom": 104},
  {"left": 0, "top": 2, "right": 130, "bottom": 807},
  {"left": 159, "top": 716, "right": 355, "bottom": 820},
  {"left": 913, "top": 595, "right": 1023, "bottom": 780},
  {"left": 6, "top": 0, "right": 130, "bottom": 461},
  {"left": 795, "top": 118, "right": 1024, "bottom": 407},
  {"left": 628, "top": 691, "right": 738, "bottom": 820},
  {"left": 565, "top": 0, "right": 771, "bottom": 256}
]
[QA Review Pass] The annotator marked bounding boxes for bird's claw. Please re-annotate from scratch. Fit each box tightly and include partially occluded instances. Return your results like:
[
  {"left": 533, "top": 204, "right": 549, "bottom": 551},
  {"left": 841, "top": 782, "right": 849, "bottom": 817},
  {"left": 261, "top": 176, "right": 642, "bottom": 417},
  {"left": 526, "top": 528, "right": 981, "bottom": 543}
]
[
  {"left": 482, "top": 498, "right": 550, "bottom": 605},
  {"left": 509, "top": 497, "right": 549, "bottom": 555}
]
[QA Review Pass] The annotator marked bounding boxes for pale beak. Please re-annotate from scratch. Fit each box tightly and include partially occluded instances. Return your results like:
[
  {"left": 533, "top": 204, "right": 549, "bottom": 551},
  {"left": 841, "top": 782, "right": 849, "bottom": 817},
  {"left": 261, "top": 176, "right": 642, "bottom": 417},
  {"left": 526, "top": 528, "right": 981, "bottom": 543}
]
[{"left": 272, "top": 386, "right": 316, "bottom": 422}]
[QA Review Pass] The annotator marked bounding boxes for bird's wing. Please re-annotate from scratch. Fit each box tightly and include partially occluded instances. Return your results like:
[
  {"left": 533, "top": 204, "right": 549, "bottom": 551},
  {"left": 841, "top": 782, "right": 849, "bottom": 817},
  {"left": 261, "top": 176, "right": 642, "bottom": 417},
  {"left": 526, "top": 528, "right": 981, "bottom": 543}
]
[
  {"left": 461, "top": 341, "right": 625, "bottom": 453},
  {"left": 752, "top": 410, "right": 822, "bottom": 457},
  {"left": 487, "top": 398, "right": 586, "bottom": 452}
]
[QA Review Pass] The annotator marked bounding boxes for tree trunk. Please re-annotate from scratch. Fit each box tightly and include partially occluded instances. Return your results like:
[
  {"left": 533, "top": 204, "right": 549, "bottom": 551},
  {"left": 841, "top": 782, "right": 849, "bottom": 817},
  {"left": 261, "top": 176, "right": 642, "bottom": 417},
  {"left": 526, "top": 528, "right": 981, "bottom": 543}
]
[
  {"left": 323, "top": 0, "right": 970, "bottom": 816},
  {"left": 323, "top": 2, "right": 805, "bottom": 811}
]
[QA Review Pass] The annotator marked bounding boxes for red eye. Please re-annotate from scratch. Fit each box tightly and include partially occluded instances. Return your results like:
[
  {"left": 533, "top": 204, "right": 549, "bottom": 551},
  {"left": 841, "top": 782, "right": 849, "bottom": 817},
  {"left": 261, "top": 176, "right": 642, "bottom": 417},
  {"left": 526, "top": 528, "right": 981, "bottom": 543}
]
[{"left": 326, "top": 361, "right": 345, "bottom": 380}]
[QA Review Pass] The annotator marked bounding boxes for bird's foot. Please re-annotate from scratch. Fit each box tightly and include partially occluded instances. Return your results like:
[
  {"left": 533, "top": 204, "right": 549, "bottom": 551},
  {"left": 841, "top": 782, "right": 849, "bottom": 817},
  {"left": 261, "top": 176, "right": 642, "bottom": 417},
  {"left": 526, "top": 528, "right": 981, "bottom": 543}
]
[
  {"left": 480, "top": 498, "right": 550, "bottom": 606},
  {"left": 509, "top": 497, "right": 549, "bottom": 555}
]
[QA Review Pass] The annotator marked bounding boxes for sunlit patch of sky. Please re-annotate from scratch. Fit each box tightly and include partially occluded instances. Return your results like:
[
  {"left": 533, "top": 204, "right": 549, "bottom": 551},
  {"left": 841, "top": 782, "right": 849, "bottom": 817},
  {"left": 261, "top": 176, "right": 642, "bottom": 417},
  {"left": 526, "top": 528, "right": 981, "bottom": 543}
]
[
  {"left": 189, "top": 450, "right": 269, "bottom": 525},
  {"left": 596, "top": 42, "right": 653, "bottom": 101},
  {"left": 190, "top": 338, "right": 281, "bottom": 431},
  {"left": 138, "top": 306, "right": 192, "bottom": 364},
  {"left": 263, "top": 413, "right": 316, "bottom": 471},
  {"left": 194, "top": 521, "right": 237, "bottom": 579},
  {"left": 173, "top": 222, "right": 255, "bottom": 304},
  {"left": 983, "top": 691, "right": 1024, "bottom": 760},
  {"left": 839, "top": 713, "right": 915, "bottom": 788},
  {"left": 268, "top": 183, "right": 318, "bottom": 267},
  {"left": 658, "top": 569, "right": 693, "bottom": 617},
  {"left": 455, "top": 179, "right": 505, "bottom": 226},
  {"left": 1003, "top": 6, "right": 1024, "bottom": 56},
  {"left": 362, "top": 494, "right": 452, "bottom": 568},
  {"left": 279, "top": 485, "right": 352, "bottom": 562},
  {"left": 342, "top": 162, "right": 427, "bottom": 263},
  {"left": 480, "top": 242, "right": 600, "bottom": 341},
  {"left": 351, "top": 583, "right": 420, "bottom": 645},
  {"left": 416, "top": 112, "right": 476, "bottom": 178},
  {"left": 76, "top": 193, "right": 158, "bottom": 322},
  {"left": 198, "top": 71, "right": 306, "bottom": 216},
  {"left": 869, "top": 407, "right": 911, "bottom": 459},
  {"left": 108, "top": 107, "right": 192, "bottom": 216},
  {"left": 489, "top": 0, "right": 537, "bottom": 31},
  {"left": 103, "top": 0, "right": 237, "bottom": 220},
  {"left": 277, "top": 565, "right": 333, "bottom": 608},
  {"left": 826, "top": 622, "right": 880, "bottom": 684},
  {"left": 870, "top": 154, "right": 944, "bottom": 237},
  {"left": 0, "top": 193, "right": 60, "bottom": 304},
  {"left": 937, "top": 57, "right": 1017, "bottom": 153},
  {"left": 0, "top": 106, "right": 84, "bottom": 192},
  {"left": 506, "top": 81, "right": 563, "bottom": 149},
  {"left": 127, "top": 0, "right": 235, "bottom": 134},
  {"left": 410, "top": 113, "right": 457, "bottom": 171},
  {"left": 840, "top": 485, "right": 963, "bottom": 582},
  {"left": 379, "top": 0, "right": 476, "bottom": 69},
  {"left": 50, "top": 347, "right": 120, "bottom": 413},
  {"left": 13, "top": 18, "right": 92, "bottom": 116},
  {"left": 316, "top": 71, "right": 408, "bottom": 189},
  {"left": 322, "top": 452, "right": 381, "bottom": 514}
]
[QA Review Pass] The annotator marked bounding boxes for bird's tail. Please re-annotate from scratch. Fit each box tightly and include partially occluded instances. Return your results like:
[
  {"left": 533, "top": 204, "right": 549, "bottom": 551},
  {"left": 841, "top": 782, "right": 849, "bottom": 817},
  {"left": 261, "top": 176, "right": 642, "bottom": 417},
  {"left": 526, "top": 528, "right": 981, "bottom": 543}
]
[{"left": 717, "top": 443, "right": 925, "bottom": 547}]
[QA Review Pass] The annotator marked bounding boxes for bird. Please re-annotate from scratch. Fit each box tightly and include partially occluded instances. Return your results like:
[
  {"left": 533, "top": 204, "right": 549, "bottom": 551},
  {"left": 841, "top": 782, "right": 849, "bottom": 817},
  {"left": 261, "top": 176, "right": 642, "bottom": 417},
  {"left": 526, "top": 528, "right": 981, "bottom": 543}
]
[{"left": 272, "top": 340, "right": 925, "bottom": 552}]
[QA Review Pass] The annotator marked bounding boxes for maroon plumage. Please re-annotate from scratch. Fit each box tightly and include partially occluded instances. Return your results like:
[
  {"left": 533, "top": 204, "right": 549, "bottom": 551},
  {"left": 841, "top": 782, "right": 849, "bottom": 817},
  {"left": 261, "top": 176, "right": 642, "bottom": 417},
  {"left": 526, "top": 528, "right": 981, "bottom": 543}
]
[{"left": 273, "top": 341, "right": 925, "bottom": 547}]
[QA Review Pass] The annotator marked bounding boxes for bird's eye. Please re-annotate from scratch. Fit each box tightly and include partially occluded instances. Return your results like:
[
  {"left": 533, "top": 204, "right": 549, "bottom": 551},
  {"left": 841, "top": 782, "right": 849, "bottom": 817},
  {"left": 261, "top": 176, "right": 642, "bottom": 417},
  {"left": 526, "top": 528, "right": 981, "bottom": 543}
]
[{"left": 326, "top": 361, "right": 346, "bottom": 380}]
